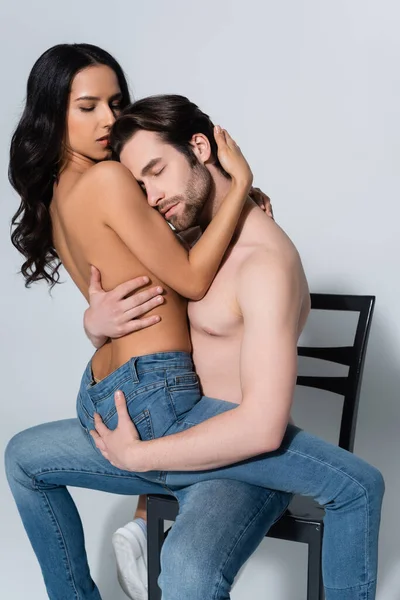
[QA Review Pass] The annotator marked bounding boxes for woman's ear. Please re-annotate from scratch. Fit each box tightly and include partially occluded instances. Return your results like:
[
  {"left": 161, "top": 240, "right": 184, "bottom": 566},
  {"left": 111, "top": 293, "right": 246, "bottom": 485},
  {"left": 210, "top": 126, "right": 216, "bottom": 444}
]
[{"left": 189, "top": 133, "right": 212, "bottom": 164}]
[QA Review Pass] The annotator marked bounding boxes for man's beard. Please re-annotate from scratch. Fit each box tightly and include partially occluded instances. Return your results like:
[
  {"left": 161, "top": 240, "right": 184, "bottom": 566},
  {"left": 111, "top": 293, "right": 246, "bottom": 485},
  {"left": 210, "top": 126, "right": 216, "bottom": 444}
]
[{"left": 163, "top": 163, "right": 213, "bottom": 231}]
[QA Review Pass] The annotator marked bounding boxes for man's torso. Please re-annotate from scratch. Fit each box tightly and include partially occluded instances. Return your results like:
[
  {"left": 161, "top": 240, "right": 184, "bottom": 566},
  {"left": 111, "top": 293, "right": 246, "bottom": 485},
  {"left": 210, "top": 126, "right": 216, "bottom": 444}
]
[{"left": 188, "top": 202, "right": 310, "bottom": 405}]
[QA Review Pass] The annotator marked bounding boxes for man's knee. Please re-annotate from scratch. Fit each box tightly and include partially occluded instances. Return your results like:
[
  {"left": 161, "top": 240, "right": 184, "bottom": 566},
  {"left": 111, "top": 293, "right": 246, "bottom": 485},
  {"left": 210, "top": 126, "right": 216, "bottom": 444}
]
[
  {"left": 160, "top": 536, "right": 228, "bottom": 600},
  {"left": 362, "top": 463, "right": 385, "bottom": 502},
  {"left": 345, "top": 458, "right": 385, "bottom": 509}
]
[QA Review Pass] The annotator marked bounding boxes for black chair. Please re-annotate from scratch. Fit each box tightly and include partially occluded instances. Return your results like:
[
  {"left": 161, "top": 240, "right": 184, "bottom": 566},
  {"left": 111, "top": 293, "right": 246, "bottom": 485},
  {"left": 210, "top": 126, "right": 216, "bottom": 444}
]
[{"left": 146, "top": 293, "right": 376, "bottom": 600}]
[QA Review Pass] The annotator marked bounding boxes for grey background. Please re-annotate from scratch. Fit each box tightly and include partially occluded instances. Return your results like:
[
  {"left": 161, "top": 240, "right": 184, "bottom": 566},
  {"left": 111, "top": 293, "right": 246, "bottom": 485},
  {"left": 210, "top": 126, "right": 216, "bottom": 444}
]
[{"left": 1, "top": 1, "right": 398, "bottom": 598}]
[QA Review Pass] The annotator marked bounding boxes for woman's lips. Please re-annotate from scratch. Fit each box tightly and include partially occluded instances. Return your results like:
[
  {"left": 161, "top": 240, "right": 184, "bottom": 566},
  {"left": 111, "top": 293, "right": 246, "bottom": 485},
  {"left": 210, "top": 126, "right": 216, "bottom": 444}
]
[{"left": 97, "top": 138, "right": 109, "bottom": 147}]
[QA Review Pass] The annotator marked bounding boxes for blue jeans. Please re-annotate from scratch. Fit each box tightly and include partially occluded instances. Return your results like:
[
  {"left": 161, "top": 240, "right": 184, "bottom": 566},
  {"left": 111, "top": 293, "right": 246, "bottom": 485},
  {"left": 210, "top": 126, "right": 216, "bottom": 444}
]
[{"left": 5, "top": 352, "right": 384, "bottom": 599}]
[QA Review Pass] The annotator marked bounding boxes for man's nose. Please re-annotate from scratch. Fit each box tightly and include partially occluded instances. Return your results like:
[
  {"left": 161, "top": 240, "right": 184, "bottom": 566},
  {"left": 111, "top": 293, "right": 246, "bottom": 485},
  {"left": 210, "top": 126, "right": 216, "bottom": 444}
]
[{"left": 146, "top": 187, "right": 164, "bottom": 208}]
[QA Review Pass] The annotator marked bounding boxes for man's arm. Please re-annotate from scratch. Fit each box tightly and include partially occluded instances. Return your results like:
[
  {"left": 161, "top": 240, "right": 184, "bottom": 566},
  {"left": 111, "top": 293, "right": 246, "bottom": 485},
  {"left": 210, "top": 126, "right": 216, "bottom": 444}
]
[
  {"left": 84, "top": 266, "right": 165, "bottom": 348},
  {"left": 96, "top": 250, "right": 303, "bottom": 472}
]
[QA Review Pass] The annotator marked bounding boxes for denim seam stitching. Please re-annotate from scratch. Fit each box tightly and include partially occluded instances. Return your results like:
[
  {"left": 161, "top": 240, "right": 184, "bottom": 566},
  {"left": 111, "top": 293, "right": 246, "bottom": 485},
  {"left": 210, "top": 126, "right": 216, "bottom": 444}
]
[
  {"left": 165, "top": 384, "right": 179, "bottom": 421},
  {"left": 143, "top": 409, "right": 155, "bottom": 439},
  {"left": 87, "top": 379, "right": 165, "bottom": 403},
  {"left": 284, "top": 447, "right": 368, "bottom": 492},
  {"left": 41, "top": 489, "right": 80, "bottom": 599},
  {"left": 27, "top": 468, "right": 153, "bottom": 482},
  {"left": 137, "top": 363, "right": 192, "bottom": 375},
  {"left": 324, "top": 579, "right": 376, "bottom": 591},
  {"left": 168, "top": 383, "right": 199, "bottom": 392}
]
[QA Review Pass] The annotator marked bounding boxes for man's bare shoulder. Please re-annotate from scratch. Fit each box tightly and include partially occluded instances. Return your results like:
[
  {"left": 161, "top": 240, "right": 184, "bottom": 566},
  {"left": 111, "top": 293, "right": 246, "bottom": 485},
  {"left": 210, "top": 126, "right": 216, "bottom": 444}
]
[
  {"left": 235, "top": 244, "right": 309, "bottom": 316},
  {"left": 237, "top": 246, "right": 300, "bottom": 288},
  {"left": 235, "top": 204, "right": 299, "bottom": 257}
]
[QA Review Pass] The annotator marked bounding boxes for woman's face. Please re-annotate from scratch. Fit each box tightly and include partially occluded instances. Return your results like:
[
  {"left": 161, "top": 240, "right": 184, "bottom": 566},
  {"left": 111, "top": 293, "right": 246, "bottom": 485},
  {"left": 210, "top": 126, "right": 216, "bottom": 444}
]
[{"left": 65, "top": 64, "right": 122, "bottom": 163}]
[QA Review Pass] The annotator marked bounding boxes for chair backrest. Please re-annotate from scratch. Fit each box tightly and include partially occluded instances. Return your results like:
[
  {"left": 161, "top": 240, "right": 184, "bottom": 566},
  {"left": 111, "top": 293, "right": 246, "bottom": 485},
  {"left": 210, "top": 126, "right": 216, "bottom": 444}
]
[{"left": 296, "top": 293, "right": 375, "bottom": 453}]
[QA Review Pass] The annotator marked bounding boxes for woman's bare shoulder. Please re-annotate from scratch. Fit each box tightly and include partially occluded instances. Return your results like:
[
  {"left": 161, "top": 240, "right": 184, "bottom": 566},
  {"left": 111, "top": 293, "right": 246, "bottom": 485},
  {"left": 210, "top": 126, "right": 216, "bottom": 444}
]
[
  {"left": 80, "top": 161, "right": 137, "bottom": 191},
  {"left": 64, "top": 161, "right": 143, "bottom": 216}
]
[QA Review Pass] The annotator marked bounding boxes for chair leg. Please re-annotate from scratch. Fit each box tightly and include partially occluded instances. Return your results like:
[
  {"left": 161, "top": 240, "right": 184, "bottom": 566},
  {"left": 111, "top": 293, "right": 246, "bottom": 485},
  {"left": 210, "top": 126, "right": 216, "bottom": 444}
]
[
  {"left": 307, "top": 525, "right": 324, "bottom": 600},
  {"left": 147, "top": 500, "right": 165, "bottom": 600}
]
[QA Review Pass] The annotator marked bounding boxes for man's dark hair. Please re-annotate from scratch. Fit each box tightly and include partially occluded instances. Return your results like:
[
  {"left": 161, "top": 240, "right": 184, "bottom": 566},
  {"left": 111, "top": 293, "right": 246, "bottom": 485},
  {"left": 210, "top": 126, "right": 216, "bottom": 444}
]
[{"left": 110, "top": 94, "right": 227, "bottom": 174}]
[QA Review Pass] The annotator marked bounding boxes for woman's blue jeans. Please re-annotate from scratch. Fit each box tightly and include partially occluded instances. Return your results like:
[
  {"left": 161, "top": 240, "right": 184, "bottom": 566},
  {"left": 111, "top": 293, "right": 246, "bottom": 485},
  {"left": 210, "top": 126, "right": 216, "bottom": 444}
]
[{"left": 5, "top": 352, "right": 384, "bottom": 600}]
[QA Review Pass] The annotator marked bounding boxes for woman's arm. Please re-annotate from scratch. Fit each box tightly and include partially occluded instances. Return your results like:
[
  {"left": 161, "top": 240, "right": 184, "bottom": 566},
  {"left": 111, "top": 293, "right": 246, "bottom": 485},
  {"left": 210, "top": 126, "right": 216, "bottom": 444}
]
[{"left": 85, "top": 128, "right": 252, "bottom": 300}]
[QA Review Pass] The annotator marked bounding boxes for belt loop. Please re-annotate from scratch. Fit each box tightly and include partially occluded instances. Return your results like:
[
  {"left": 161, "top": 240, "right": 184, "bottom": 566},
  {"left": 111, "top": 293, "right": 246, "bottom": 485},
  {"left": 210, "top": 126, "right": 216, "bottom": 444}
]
[
  {"left": 86, "top": 360, "right": 94, "bottom": 383},
  {"left": 129, "top": 357, "right": 139, "bottom": 383}
]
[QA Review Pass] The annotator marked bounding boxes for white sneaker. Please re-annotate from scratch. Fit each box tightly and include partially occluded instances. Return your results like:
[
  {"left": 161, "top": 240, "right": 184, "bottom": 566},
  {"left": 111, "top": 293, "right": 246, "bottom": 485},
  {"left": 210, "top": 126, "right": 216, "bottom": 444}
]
[{"left": 112, "top": 521, "right": 148, "bottom": 600}]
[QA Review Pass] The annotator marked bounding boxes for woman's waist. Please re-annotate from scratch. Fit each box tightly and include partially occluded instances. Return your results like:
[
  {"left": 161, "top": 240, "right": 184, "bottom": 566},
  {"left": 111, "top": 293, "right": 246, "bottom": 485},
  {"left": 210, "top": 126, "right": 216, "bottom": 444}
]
[
  {"left": 92, "top": 322, "right": 191, "bottom": 382},
  {"left": 81, "top": 349, "right": 195, "bottom": 404}
]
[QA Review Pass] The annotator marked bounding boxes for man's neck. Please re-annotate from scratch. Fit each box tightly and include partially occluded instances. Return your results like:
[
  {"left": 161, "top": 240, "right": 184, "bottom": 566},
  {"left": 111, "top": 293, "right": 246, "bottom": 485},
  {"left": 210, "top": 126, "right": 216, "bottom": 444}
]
[
  {"left": 197, "top": 166, "right": 253, "bottom": 247},
  {"left": 197, "top": 167, "right": 232, "bottom": 230}
]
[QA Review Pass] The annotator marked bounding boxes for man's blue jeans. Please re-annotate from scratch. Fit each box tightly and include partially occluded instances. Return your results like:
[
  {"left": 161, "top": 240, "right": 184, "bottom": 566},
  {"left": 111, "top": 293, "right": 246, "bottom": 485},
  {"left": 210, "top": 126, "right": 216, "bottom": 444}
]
[{"left": 5, "top": 352, "right": 384, "bottom": 599}]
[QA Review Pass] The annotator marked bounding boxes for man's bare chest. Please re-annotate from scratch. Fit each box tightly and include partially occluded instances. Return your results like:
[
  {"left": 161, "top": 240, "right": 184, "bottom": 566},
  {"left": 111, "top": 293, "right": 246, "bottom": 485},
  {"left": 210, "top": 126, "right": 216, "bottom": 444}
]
[{"left": 188, "top": 251, "right": 248, "bottom": 338}]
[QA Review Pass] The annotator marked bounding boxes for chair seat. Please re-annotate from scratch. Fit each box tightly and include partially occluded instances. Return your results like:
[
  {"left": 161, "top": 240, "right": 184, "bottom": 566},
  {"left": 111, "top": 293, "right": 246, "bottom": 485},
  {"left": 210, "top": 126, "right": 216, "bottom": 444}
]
[
  {"left": 284, "top": 495, "right": 325, "bottom": 523},
  {"left": 267, "top": 495, "right": 325, "bottom": 543}
]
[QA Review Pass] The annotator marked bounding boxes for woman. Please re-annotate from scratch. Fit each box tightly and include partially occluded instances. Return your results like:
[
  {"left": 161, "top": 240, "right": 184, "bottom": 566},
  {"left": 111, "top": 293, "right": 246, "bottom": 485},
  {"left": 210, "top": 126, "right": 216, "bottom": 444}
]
[
  {"left": 9, "top": 42, "right": 256, "bottom": 451},
  {"left": 6, "top": 43, "right": 289, "bottom": 600}
]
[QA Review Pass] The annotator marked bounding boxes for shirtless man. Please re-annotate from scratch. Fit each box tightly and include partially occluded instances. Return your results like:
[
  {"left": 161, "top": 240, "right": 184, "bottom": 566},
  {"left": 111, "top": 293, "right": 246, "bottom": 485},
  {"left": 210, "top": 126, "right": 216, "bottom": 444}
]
[{"left": 86, "top": 95, "right": 384, "bottom": 600}]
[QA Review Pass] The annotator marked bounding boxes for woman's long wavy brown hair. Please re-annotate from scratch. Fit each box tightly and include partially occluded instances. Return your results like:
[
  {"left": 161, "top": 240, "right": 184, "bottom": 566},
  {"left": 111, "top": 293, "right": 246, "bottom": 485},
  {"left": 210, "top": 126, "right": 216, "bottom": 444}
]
[{"left": 9, "top": 43, "right": 131, "bottom": 288}]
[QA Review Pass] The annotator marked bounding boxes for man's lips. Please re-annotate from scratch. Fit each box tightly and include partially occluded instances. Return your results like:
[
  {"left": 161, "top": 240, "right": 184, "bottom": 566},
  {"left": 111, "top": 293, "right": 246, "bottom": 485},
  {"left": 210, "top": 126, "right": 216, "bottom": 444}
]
[{"left": 160, "top": 203, "right": 178, "bottom": 218}]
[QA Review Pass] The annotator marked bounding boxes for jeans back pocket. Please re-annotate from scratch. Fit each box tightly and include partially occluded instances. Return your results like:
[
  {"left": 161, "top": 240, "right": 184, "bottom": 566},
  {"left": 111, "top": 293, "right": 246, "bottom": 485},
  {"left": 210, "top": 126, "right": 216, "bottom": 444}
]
[{"left": 167, "top": 372, "right": 202, "bottom": 420}]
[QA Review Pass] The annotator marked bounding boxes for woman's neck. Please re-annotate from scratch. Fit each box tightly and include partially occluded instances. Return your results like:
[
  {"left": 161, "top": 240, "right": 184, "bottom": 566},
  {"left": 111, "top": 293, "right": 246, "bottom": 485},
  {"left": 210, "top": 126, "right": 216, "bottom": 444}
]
[{"left": 60, "top": 149, "right": 97, "bottom": 176}]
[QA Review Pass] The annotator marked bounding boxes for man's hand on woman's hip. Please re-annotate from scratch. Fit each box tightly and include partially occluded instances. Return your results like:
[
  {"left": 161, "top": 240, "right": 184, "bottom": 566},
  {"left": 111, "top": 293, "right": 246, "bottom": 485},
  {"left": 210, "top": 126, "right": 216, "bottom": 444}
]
[{"left": 84, "top": 265, "right": 164, "bottom": 347}]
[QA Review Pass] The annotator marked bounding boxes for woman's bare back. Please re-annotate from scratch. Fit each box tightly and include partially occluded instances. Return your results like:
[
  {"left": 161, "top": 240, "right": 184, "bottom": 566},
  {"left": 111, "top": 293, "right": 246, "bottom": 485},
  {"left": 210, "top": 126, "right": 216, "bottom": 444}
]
[{"left": 50, "top": 167, "right": 191, "bottom": 382}]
